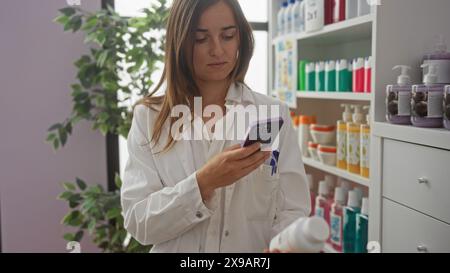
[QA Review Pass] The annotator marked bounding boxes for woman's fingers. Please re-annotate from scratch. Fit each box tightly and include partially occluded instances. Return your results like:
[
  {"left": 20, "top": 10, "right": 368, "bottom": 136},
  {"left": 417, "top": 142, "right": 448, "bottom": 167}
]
[
  {"left": 237, "top": 152, "right": 270, "bottom": 178},
  {"left": 226, "top": 142, "right": 261, "bottom": 160},
  {"left": 239, "top": 150, "right": 270, "bottom": 169}
]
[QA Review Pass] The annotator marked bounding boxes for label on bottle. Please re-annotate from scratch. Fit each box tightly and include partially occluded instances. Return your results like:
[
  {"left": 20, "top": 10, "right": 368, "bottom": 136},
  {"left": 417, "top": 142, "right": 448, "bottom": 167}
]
[
  {"left": 360, "top": 130, "right": 370, "bottom": 169},
  {"left": 398, "top": 91, "right": 412, "bottom": 116},
  {"left": 315, "top": 206, "right": 324, "bottom": 218},
  {"left": 305, "top": 0, "right": 324, "bottom": 32},
  {"left": 330, "top": 212, "right": 342, "bottom": 246},
  {"left": 337, "top": 128, "right": 347, "bottom": 162},
  {"left": 347, "top": 128, "right": 360, "bottom": 165},
  {"left": 428, "top": 91, "right": 444, "bottom": 118}
]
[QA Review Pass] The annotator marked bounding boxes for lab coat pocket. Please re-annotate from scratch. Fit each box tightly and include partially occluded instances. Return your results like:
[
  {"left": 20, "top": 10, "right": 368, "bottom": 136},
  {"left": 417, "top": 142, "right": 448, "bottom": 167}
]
[{"left": 245, "top": 164, "right": 279, "bottom": 221}]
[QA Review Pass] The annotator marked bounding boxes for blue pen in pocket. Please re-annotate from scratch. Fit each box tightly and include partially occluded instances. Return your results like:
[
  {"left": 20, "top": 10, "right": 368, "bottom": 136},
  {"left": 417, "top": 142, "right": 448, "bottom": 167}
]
[{"left": 265, "top": 150, "right": 280, "bottom": 176}]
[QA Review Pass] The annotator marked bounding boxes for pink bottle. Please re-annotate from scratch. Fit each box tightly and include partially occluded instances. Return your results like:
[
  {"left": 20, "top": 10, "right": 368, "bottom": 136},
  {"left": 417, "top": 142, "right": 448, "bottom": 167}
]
[
  {"left": 307, "top": 174, "right": 316, "bottom": 217},
  {"left": 364, "top": 57, "right": 372, "bottom": 93},
  {"left": 353, "top": 58, "right": 365, "bottom": 93},
  {"left": 330, "top": 187, "right": 346, "bottom": 252},
  {"left": 315, "top": 181, "right": 332, "bottom": 226}
]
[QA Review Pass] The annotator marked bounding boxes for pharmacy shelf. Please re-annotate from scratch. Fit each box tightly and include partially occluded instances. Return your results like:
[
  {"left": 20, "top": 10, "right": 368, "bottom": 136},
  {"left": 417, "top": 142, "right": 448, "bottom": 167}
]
[
  {"left": 302, "top": 157, "right": 370, "bottom": 188},
  {"left": 373, "top": 122, "right": 450, "bottom": 151},
  {"left": 322, "top": 243, "right": 340, "bottom": 254},
  {"left": 296, "top": 91, "right": 372, "bottom": 101},
  {"left": 272, "top": 14, "right": 373, "bottom": 46}
]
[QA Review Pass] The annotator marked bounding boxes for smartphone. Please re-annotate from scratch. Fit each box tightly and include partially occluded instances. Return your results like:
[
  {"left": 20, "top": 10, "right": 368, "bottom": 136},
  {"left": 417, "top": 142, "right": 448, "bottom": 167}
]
[{"left": 241, "top": 117, "right": 284, "bottom": 150}]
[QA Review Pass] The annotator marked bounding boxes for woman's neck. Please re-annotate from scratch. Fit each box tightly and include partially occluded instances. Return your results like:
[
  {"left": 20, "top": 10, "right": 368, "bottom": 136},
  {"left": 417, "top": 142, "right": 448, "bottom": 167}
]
[{"left": 196, "top": 79, "right": 231, "bottom": 108}]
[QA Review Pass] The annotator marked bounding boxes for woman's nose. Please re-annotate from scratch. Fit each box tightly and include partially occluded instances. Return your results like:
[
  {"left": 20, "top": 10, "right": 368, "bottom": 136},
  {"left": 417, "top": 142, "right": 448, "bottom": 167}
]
[{"left": 209, "top": 37, "right": 225, "bottom": 57}]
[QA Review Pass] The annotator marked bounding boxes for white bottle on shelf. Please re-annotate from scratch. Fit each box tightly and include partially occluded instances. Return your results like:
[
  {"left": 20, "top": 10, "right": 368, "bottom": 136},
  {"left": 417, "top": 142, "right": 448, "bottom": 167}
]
[
  {"left": 269, "top": 216, "right": 330, "bottom": 253},
  {"left": 305, "top": 0, "right": 324, "bottom": 33},
  {"left": 292, "top": 0, "right": 305, "bottom": 33},
  {"left": 285, "top": 0, "right": 296, "bottom": 34},
  {"left": 358, "top": 0, "right": 370, "bottom": 16},
  {"left": 278, "top": 1, "right": 289, "bottom": 36},
  {"left": 346, "top": 0, "right": 358, "bottom": 20}
]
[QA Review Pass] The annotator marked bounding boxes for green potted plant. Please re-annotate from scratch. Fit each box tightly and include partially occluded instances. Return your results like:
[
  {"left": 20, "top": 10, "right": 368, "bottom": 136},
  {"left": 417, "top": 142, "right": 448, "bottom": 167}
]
[{"left": 48, "top": 2, "right": 168, "bottom": 253}]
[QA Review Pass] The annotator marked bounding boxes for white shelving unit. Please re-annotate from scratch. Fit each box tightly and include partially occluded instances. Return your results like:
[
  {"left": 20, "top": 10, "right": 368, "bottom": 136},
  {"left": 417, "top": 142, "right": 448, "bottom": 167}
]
[{"left": 269, "top": 0, "right": 450, "bottom": 253}]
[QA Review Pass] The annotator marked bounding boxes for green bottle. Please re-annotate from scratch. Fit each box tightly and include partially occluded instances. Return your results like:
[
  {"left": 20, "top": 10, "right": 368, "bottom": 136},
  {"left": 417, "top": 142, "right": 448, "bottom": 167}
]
[
  {"left": 337, "top": 59, "right": 351, "bottom": 92},
  {"left": 325, "top": 60, "right": 336, "bottom": 92},
  {"left": 316, "top": 61, "right": 325, "bottom": 92},
  {"left": 306, "top": 63, "right": 316, "bottom": 91},
  {"left": 299, "top": 60, "right": 307, "bottom": 91},
  {"left": 343, "top": 190, "right": 361, "bottom": 253},
  {"left": 355, "top": 198, "right": 369, "bottom": 253}
]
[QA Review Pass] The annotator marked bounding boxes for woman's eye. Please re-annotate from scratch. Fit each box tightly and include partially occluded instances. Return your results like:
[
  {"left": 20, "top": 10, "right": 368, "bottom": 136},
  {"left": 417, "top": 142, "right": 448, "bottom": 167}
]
[
  {"left": 223, "top": 35, "right": 235, "bottom": 40},
  {"left": 195, "top": 37, "right": 207, "bottom": 43}
]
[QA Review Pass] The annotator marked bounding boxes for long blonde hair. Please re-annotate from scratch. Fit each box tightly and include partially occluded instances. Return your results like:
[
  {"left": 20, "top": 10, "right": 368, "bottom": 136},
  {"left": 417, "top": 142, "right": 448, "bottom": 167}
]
[{"left": 135, "top": 0, "right": 254, "bottom": 152}]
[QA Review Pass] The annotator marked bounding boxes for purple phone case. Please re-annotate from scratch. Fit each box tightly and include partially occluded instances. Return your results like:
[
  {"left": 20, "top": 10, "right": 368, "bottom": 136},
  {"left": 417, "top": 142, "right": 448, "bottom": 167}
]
[{"left": 241, "top": 117, "right": 284, "bottom": 147}]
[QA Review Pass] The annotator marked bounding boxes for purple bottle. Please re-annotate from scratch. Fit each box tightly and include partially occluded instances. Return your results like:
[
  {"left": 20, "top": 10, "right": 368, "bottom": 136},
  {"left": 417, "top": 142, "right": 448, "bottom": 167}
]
[
  {"left": 386, "top": 65, "right": 413, "bottom": 125},
  {"left": 411, "top": 64, "right": 444, "bottom": 128},
  {"left": 444, "top": 86, "right": 450, "bottom": 130},
  {"left": 423, "top": 35, "right": 450, "bottom": 85}
]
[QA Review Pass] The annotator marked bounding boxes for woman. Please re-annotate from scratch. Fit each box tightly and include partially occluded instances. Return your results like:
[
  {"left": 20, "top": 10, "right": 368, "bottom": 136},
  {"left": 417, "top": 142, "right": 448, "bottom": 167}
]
[{"left": 121, "top": 0, "right": 311, "bottom": 253}]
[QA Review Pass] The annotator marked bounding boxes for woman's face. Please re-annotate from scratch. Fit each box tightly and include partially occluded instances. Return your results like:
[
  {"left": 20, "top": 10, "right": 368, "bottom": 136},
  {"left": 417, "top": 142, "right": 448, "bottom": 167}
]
[{"left": 193, "top": 1, "right": 240, "bottom": 84}]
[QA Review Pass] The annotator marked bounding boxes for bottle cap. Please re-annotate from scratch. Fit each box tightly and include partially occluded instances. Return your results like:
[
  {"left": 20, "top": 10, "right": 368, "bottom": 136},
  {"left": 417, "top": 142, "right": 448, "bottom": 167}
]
[
  {"left": 324, "top": 175, "right": 336, "bottom": 190},
  {"left": 363, "top": 106, "right": 371, "bottom": 124},
  {"left": 361, "top": 197, "right": 369, "bottom": 216},
  {"left": 303, "top": 217, "right": 330, "bottom": 243},
  {"left": 421, "top": 63, "right": 439, "bottom": 85},
  {"left": 341, "top": 104, "right": 353, "bottom": 122},
  {"left": 334, "top": 187, "right": 345, "bottom": 203},
  {"left": 352, "top": 105, "right": 365, "bottom": 123},
  {"left": 299, "top": 115, "right": 316, "bottom": 125},
  {"left": 318, "top": 181, "right": 329, "bottom": 196},
  {"left": 353, "top": 187, "right": 363, "bottom": 201},
  {"left": 347, "top": 190, "right": 361, "bottom": 208},
  {"left": 393, "top": 65, "right": 411, "bottom": 86}
]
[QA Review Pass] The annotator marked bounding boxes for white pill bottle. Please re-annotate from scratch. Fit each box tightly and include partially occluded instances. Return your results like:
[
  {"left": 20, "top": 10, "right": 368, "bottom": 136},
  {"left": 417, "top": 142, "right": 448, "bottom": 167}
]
[{"left": 269, "top": 216, "right": 329, "bottom": 253}]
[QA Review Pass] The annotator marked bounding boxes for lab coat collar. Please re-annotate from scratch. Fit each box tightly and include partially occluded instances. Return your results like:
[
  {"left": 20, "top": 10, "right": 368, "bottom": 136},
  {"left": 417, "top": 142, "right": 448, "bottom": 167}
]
[{"left": 225, "top": 82, "right": 255, "bottom": 106}]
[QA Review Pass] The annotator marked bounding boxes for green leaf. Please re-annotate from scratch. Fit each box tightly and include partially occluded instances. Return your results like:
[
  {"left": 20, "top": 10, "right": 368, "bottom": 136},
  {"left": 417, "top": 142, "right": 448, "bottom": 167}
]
[
  {"left": 53, "top": 138, "right": 60, "bottom": 150},
  {"left": 74, "top": 230, "right": 84, "bottom": 242},
  {"left": 48, "top": 123, "right": 62, "bottom": 132},
  {"left": 59, "top": 7, "right": 76, "bottom": 17},
  {"left": 63, "top": 233, "right": 75, "bottom": 241},
  {"left": 62, "top": 182, "right": 76, "bottom": 191},
  {"left": 99, "top": 124, "right": 109, "bottom": 135},
  {"left": 76, "top": 177, "right": 87, "bottom": 191},
  {"left": 96, "top": 50, "right": 109, "bottom": 68},
  {"left": 54, "top": 15, "right": 70, "bottom": 25},
  {"left": 88, "top": 219, "right": 96, "bottom": 234},
  {"left": 114, "top": 173, "right": 122, "bottom": 189},
  {"left": 58, "top": 128, "right": 68, "bottom": 146},
  {"left": 46, "top": 133, "right": 56, "bottom": 142},
  {"left": 82, "top": 16, "right": 98, "bottom": 31},
  {"left": 58, "top": 191, "right": 73, "bottom": 201},
  {"left": 70, "top": 15, "right": 83, "bottom": 32},
  {"left": 106, "top": 208, "right": 121, "bottom": 220}
]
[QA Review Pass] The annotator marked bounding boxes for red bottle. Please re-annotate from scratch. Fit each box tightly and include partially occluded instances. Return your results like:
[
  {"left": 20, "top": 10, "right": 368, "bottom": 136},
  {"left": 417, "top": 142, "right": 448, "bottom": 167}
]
[
  {"left": 315, "top": 181, "right": 332, "bottom": 226},
  {"left": 353, "top": 58, "right": 365, "bottom": 93},
  {"left": 307, "top": 174, "right": 316, "bottom": 217},
  {"left": 330, "top": 187, "right": 346, "bottom": 252},
  {"left": 333, "top": 0, "right": 346, "bottom": 23},
  {"left": 324, "top": 0, "right": 334, "bottom": 25},
  {"left": 364, "top": 57, "right": 372, "bottom": 93}
]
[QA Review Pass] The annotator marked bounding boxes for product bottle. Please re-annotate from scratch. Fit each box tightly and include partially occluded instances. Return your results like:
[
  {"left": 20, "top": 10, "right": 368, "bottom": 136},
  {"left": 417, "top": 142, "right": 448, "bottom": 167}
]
[
  {"left": 278, "top": 2, "right": 288, "bottom": 36},
  {"left": 423, "top": 35, "right": 450, "bottom": 84},
  {"left": 285, "top": 0, "right": 296, "bottom": 34},
  {"left": 306, "top": 62, "right": 316, "bottom": 91},
  {"left": 325, "top": 60, "right": 337, "bottom": 92},
  {"left": 343, "top": 190, "right": 361, "bottom": 253},
  {"left": 353, "top": 186, "right": 364, "bottom": 203},
  {"left": 305, "top": 0, "right": 325, "bottom": 33},
  {"left": 338, "top": 178, "right": 352, "bottom": 204},
  {"left": 307, "top": 174, "right": 316, "bottom": 216},
  {"left": 347, "top": 105, "right": 364, "bottom": 174},
  {"left": 315, "top": 181, "right": 332, "bottom": 226},
  {"left": 337, "top": 104, "right": 352, "bottom": 170},
  {"left": 337, "top": 59, "right": 350, "bottom": 92},
  {"left": 364, "top": 57, "right": 372, "bottom": 93},
  {"left": 330, "top": 187, "right": 345, "bottom": 252},
  {"left": 269, "top": 216, "right": 330, "bottom": 253},
  {"left": 292, "top": 0, "right": 306, "bottom": 33},
  {"left": 345, "top": 0, "right": 358, "bottom": 20},
  {"left": 411, "top": 63, "right": 445, "bottom": 128},
  {"left": 360, "top": 106, "right": 370, "bottom": 178},
  {"left": 386, "top": 65, "right": 413, "bottom": 125},
  {"left": 299, "top": 60, "right": 308, "bottom": 91},
  {"left": 353, "top": 58, "right": 365, "bottom": 93},
  {"left": 357, "top": 0, "right": 370, "bottom": 16},
  {"left": 355, "top": 197, "right": 369, "bottom": 253},
  {"left": 333, "top": 0, "right": 346, "bottom": 23},
  {"left": 298, "top": 115, "right": 315, "bottom": 157},
  {"left": 348, "top": 60, "right": 353, "bottom": 91},
  {"left": 324, "top": 174, "right": 336, "bottom": 193},
  {"left": 324, "top": 0, "right": 334, "bottom": 25},
  {"left": 444, "top": 86, "right": 450, "bottom": 130},
  {"left": 316, "top": 61, "right": 326, "bottom": 92}
]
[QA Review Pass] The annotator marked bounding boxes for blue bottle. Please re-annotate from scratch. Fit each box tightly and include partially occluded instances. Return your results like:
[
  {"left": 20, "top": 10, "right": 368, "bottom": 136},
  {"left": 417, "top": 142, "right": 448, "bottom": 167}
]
[
  {"left": 355, "top": 197, "right": 369, "bottom": 253},
  {"left": 343, "top": 190, "right": 361, "bottom": 253}
]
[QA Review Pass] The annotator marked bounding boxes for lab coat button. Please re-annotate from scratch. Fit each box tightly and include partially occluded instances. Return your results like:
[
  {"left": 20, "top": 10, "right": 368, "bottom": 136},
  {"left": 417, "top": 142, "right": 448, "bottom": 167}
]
[
  {"left": 196, "top": 211, "right": 203, "bottom": 218},
  {"left": 224, "top": 230, "right": 229, "bottom": 237}
]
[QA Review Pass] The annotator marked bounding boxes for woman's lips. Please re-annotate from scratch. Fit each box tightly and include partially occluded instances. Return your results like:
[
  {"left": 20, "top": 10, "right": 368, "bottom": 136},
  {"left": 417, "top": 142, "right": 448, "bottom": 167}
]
[{"left": 207, "top": 62, "right": 227, "bottom": 68}]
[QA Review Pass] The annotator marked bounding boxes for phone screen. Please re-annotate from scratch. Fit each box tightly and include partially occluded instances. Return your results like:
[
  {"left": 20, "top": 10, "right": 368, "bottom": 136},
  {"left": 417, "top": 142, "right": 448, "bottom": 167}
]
[{"left": 242, "top": 117, "right": 284, "bottom": 150}]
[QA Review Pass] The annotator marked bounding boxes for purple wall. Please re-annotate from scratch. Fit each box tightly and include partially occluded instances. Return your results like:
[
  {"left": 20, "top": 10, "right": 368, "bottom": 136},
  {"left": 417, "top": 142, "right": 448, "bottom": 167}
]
[{"left": 0, "top": 0, "right": 107, "bottom": 252}]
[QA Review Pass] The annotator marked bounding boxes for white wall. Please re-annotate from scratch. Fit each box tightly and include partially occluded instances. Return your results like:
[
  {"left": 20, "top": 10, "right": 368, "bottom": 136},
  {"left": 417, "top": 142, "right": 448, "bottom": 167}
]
[{"left": 0, "top": 0, "right": 106, "bottom": 252}]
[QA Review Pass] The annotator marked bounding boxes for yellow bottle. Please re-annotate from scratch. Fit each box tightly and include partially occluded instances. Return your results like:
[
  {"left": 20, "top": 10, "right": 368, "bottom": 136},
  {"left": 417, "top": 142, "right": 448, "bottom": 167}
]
[
  {"left": 347, "top": 105, "right": 364, "bottom": 175},
  {"left": 337, "top": 104, "right": 353, "bottom": 170},
  {"left": 360, "top": 106, "right": 371, "bottom": 178}
]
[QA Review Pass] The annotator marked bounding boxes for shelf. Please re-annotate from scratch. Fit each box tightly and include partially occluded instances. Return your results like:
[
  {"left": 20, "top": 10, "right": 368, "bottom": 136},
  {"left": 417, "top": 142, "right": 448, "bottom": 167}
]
[
  {"left": 272, "top": 14, "right": 373, "bottom": 46},
  {"left": 373, "top": 122, "right": 450, "bottom": 151},
  {"left": 303, "top": 157, "right": 370, "bottom": 188},
  {"left": 322, "top": 243, "right": 340, "bottom": 254},
  {"left": 296, "top": 91, "right": 372, "bottom": 101}
]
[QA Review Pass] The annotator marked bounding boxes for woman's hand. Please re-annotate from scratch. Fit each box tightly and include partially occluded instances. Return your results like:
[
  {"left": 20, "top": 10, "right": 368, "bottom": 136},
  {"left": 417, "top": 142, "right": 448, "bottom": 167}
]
[{"left": 196, "top": 142, "right": 271, "bottom": 201}]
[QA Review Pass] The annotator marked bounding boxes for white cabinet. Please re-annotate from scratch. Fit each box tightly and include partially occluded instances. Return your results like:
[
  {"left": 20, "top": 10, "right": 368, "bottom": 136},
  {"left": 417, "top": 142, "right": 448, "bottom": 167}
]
[
  {"left": 382, "top": 139, "right": 450, "bottom": 224},
  {"left": 382, "top": 198, "right": 450, "bottom": 253}
]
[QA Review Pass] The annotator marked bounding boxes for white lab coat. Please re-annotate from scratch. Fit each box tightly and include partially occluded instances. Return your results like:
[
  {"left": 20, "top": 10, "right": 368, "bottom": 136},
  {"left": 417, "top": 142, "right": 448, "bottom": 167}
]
[{"left": 121, "top": 82, "right": 311, "bottom": 253}]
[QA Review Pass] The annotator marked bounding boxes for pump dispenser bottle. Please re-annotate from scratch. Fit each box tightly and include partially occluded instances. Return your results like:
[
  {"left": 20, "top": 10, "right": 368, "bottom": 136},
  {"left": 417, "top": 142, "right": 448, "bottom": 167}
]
[
  {"left": 360, "top": 106, "right": 370, "bottom": 178},
  {"left": 423, "top": 35, "right": 450, "bottom": 84},
  {"left": 386, "top": 65, "right": 413, "bottom": 125},
  {"left": 411, "top": 63, "right": 445, "bottom": 128},
  {"left": 337, "top": 104, "right": 352, "bottom": 170},
  {"left": 347, "top": 105, "right": 364, "bottom": 174}
]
